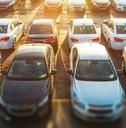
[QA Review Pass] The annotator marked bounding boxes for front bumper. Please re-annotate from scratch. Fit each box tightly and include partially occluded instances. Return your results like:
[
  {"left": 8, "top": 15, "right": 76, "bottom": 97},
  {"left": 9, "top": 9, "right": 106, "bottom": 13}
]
[{"left": 72, "top": 102, "right": 124, "bottom": 122}]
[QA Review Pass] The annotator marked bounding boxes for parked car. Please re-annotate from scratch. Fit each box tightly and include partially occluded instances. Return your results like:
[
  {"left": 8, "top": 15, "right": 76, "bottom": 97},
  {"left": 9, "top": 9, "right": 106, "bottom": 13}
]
[
  {"left": 121, "top": 46, "right": 126, "bottom": 74},
  {"left": 91, "top": 0, "right": 110, "bottom": 11},
  {"left": 0, "top": 43, "right": 57, "bottom": 121},
  {"left": 67, "top": 43, "right": 125, "bottom": 121},
  {"left": 27, "top": 19, "right": 58, "bottom": 53},
  {"left": 0, "top": 0, "right": 21, "bottom": 11},
  {"left": 67, "top": 0, "right": 86, "bottom": 13},
  {"left": 101, "top": 18, "right": 126, "bottom": 50},
  {"left": 68, "top": 18, "right": 100, "bottom": 48},
  {"left": 110, "top": 0, "right": 126, "bottom": 12},
  {"left": 44, "top": 0, "right": 63, "bottom": 13},
  {"left": 0, "top": 18, "right": 25, "bottom": 50}
]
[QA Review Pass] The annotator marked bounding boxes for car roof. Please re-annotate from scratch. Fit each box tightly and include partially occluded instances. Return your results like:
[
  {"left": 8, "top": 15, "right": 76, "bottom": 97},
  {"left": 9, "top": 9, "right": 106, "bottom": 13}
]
[
  {"left": 0, "top": 19, "right": 13, "bottom": 25},
  {"left": 112, "top": 18, "right": 126, "bottom": 25},
  {"left": 73, "top": 43, "right": 109, "bottom": 60},
  {"left": 14, "top": 43, "right": 50, "bottom": 60},
  {"left": 32, "top": 19, "right": 54, "bottom": 25},
  {"left": 73, "top": 19, "right": 94, "bottom": 26}
]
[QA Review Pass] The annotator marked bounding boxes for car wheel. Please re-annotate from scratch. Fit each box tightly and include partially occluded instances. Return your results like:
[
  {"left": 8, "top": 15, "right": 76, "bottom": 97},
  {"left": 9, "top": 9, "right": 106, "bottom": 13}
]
[
  {"left": 12, "top": 39, "right": 16, "bottom": 50},
  {"left": 121, "top": 58, "right": 126, "bottom": 74},
  {"left": 108, "top": 39, "right": 111, "bottom": 49}
]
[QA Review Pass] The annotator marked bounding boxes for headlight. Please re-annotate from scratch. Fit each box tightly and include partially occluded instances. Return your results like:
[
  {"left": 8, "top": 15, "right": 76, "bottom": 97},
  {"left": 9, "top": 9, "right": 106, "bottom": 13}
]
[
  {"left": 73, "top": 92, "right": 85, "bottom": 109},
  {"left": 38, "top": 93, "right": 49, "bottom": 107}
]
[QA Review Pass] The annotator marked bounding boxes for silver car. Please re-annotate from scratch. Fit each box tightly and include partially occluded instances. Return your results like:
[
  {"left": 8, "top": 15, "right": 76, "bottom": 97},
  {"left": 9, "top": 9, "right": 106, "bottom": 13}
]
[{"left": 0, "top": 19, "right": 24, "bottom": 50}]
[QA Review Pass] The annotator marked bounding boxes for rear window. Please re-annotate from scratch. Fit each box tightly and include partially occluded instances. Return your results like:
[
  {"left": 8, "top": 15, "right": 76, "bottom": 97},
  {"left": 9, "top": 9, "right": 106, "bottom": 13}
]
[
  {"left": 29, "top": 24, "right": 53, "bottom": 34},
  {"left": 73, "top": 25, "right": 96, "bottom": 34},
  {"left": 116, "top": 25, "right": 126, "bottom": 34},
  {"left": 0, "top": 25, "right": 7, "bottom": 33}
]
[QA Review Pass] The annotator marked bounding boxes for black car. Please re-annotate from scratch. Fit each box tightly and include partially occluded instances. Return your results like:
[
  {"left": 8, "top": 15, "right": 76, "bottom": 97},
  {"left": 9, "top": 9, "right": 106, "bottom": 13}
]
[{"left": 0, "top": 43, "right": 57, "bottom": 121}]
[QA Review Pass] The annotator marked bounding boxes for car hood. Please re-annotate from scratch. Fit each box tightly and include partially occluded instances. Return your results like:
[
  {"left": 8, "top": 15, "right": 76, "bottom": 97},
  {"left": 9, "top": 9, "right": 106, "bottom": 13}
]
[
  {"left": 93, "top": 0, "right": 109, "bottom": 4},
  {"left": 2, "top": 79, "right": 49, "bottom": 105},
  {"left": 0, "top": 0, "right": 12, "bottom": 4},
  {"left": 74, "top": 79, "right": 122, "bottom": 105}
]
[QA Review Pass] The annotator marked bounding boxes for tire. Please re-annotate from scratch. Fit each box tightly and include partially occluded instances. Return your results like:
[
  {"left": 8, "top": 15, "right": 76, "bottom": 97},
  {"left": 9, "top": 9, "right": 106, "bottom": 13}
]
[
  {"left": 12, "top": 39, "right": 16, "bottom": 50},
  {"left": 121, "top": 58, "right": 126, "bottom": 74},
  {"left": 108, "top": 39, "right": 111, "bottom": 49}
]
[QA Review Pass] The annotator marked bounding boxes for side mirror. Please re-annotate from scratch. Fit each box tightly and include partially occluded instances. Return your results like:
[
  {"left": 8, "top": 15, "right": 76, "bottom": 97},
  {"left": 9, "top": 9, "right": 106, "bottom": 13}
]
[
  {"left": 50, "top": 69, "right": 57, "bottom": 75},
  {"left": 67, "top": 69, "right": 73, "bottom": 75}
]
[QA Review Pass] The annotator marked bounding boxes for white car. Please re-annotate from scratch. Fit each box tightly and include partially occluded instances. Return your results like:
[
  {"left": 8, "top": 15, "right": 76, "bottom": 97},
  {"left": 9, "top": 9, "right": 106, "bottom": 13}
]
[
  {"left": 91, "top": 0, "right": 110, "bottom": 11},
  {"left": 67, "top": 43, "right": 125, "bottom": 121},
  {"left": 67, "top": 0, "right": 86, "bottom": 12},
  {"left": 0, "top": 19, "right": 24, "bottom": 50},
  {"left": 121, "top": 46, "right": 126, "bottom": 74},
  {"left": 68, "top": 18, "right": 100, "bottom": 48},
  {"left": 101, "top": 18, "right": 126, "bottom": 50},
  {"left": 44, "top": 0, "right": 63, "bottom": 13},
  {"left": 27, "top": 19, "right": 58, "bottom": 52},
  {"left": 110, "top": 0, "right": 126, "bottom": 11}
]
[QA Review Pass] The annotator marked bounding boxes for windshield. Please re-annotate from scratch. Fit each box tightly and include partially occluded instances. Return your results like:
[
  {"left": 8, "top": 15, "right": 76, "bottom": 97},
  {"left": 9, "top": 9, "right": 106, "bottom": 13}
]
[
  {"left": 29, "top": 24, "right": 53, "bottom": 34},
  {"left": 116, "top": 25, "right": 126, "bottom": 34},
  {"left": 75, "top": 60, "right": 117, "bottom": 81},
  {"left": 73, "top": 25, "right": 96, "bottom": 34},
  {"left": 7, "top": 59, "right": 48, "bottom": 80},
  {"left": 0, "top": 25, "right": 7, "bottom": 33}
]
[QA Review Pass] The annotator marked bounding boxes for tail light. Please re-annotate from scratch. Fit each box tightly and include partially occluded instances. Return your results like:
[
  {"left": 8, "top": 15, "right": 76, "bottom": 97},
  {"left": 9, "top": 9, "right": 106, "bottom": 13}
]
[
  {"left": 45, "top": 37, "right": 56, "bottom": 43},
  {"left": 114, "top": 37, "right": 123, "bottom": 43},
  {"left": 26, "top": 37, "right": 33, "bottom": 42},
  {"left": 71, "top": 37, "right": 79, "bottom": 43},
  {"left": 91, "top": 37, "right": 99, "bottom": 42},
  {"left": 0, "top": 37, "right": 9, "bottom": 42}
]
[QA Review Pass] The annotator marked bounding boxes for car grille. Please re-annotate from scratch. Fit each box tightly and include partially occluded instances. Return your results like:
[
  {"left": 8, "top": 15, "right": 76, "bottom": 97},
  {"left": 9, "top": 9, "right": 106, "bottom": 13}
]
[
  {"left": 88, "top": 104, "right": 113, "bottom": 114},
  {"left": 89, "top": 108, "right": 113, "bottom": 114},
  {"left": 7, "top": 105, "right": 36, "bottom": 116}
]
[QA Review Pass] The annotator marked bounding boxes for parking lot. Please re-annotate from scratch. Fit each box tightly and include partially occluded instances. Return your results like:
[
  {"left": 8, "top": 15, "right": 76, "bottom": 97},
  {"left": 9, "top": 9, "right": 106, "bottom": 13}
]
[{"left": 0, "top": 0, "right": 126, "bottom": 128}]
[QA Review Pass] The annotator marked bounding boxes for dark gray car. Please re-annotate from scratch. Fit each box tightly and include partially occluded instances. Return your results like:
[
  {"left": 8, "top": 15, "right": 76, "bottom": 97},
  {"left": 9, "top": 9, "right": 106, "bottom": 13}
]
[{"left": 0, "top": 43, "right": 57, "bottom": 121}]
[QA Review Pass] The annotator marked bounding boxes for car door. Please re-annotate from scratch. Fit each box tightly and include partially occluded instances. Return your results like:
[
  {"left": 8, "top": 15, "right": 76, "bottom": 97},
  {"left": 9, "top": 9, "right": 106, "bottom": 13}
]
[
  {"left": 46, "top": 47, "right": 53, "bottom": 93},
  {"left": 102, "top": 20, "right": 114, "bottom": 42},
  {"left": 70, "top": 48, "right": 78, "bottom": 80},
  {"left": 13, "top": 20, "right": 23, "bottom": 40},
  {"left": 11, "top": 20, "right": 23, "bottom": 41},
  {"left": 68, "top": 21, "right": 73, "bottom": 47}
]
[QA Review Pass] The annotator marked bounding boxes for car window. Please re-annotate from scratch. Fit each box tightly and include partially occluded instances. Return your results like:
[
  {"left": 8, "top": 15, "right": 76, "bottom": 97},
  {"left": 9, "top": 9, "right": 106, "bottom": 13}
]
[
  {"left": 73, "top": 25, "right": 96, "bottom": 34},
  {"left": 29, "top": 24, "right": 53, "bottom": 34},
  {"left": 0, "top": 25, "right": 7, "bottom": 33},
  {"left": 75, "top": 60, "right": 117, "bottom": 81},
  {"left": 7, "top": 59, "right": 48, "bottom": 80},
  {"left": 116, "top": 25, "right": 126, "bottom": 34}
]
